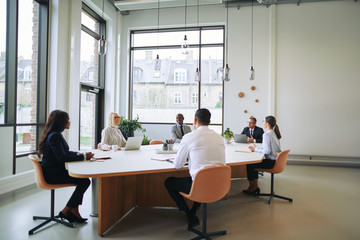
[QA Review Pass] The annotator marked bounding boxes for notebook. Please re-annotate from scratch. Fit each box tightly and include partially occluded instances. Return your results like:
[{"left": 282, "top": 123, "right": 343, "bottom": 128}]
[{"left": 124, "top": 137, "right": 143, "bottom": 151}]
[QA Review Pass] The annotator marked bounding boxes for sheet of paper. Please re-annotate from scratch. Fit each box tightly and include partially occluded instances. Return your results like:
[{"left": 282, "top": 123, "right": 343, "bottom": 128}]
[
  {"left": 235, "top": 149, "right": 252, "bottom": 153},
  {"left": 151, "top": 155, "right": 171, "bottom": 161}
]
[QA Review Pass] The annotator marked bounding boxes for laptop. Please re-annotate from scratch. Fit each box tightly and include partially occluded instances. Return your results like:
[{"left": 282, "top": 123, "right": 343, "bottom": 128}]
[
  {"left": 234, "top": 134, "right": 248, "bottom": 143},
  {"left": 124, "top": 137, "right": 143, "bottom": 151}
]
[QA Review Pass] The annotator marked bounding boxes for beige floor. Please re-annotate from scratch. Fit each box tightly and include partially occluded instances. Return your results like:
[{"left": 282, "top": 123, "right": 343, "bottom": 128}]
[{"left": 0, "top": 165, "right": 359, "bottom": 240}]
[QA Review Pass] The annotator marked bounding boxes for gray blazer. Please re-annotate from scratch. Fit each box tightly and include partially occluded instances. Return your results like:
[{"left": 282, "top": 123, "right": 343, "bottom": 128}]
[{"left": 170, "top": 124, "right": 192, "bottom": 143}]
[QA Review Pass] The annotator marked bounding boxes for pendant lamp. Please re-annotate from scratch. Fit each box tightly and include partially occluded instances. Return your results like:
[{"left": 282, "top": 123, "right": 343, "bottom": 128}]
[
  {"left": 181, "top": 0, "right": 190, "bottom": 55},
  {"left": 98, "top": 0, "right": 107, "bottom": 55},
  {"left": 154, "top": 0, "right": 161, "bottom": 73},
  {"left": 249, "top": 0, "right": 255, "bottom": 80},
  {"left": 223, "top": 3, "right": 230, "bottom": 82},
  {"left": 194, "top": 0, "right": 200, "bottom": 82}
]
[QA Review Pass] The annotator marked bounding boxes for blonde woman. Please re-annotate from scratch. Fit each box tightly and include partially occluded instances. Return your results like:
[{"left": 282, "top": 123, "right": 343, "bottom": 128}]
[{"left": 99, "top": 113, "right": 127, "bottom": 150}]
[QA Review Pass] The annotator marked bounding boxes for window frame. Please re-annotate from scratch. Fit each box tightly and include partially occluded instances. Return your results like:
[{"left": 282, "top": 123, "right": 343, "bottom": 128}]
[
  {"left": 78, "top": 3, "right": 106, "bottom": 150},
  {"left": 129, "top": 26, "right": 225, "bottom": 126},
  {"left": 1, "top": 0, "right": 49, "bottom": 175}
]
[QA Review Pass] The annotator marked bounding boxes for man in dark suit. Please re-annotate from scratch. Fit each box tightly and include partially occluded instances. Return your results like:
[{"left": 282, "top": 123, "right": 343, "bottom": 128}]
[
  {"left": 241, "top": 116, "right": 264, "bottom": 143},
  {"left": 170, "top": 113, "right": 192, "bottom": 143}
]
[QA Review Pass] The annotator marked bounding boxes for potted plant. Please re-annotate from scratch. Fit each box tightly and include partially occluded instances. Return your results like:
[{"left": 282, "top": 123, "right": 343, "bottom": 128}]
[
  {"left": 221, "top": 128, "right": 234, "bottom": 144},
  {"left": 117, "top": 115, "right": 145, "bottom": 140},
  {"left": 142, "top": 134, "right": 150, "bottom": 145}
]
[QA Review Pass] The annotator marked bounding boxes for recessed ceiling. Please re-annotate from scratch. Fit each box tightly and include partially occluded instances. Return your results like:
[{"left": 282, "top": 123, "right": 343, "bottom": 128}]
[
  {"left": 114, "top": 0, "right": 343, "bottom": 12},
  {"left": 114, "top": 0, "right": 223, "bottom": 12}
]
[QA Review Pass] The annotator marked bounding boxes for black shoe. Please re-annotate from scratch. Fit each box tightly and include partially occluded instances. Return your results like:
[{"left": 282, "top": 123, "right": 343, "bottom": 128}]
[
  {"left": 250, "top": 188, "right": 260, "bottom": 195},
  {"left": 242, "top": 189, "right": 251, "bottom": 194},
  {"left": 187, "top": 216, "right": 200, "bottom": 230},
  {"left": 67, "top": 211, "right": 88, "bottom": 223},
  {"left": 243, "top": 188, "right": 260, "bottom": 195},
  {"left": 58, "top": 211, "right": 75, "bottom": 223}
]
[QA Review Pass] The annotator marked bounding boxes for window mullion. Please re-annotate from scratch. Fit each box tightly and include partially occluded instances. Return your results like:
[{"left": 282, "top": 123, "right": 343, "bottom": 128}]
[{"left": 5, "top": 0, "right": 18, "bottom": 125}]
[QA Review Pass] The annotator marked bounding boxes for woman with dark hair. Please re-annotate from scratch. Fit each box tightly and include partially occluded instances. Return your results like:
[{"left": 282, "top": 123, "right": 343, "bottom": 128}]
[
  {"left": 38, "top": 110, "right": 93, "bottom": 223},
  {"left": 244, "top": 115, "right": 282, "bottom": 194}
]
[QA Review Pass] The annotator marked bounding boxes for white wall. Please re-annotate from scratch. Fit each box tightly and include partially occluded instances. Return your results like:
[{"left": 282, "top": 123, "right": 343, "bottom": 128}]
[
  {"left": 276, "top": 2, "right": 360, "bottom": 157},
  {"left": 0, "top": 127, "right": 13, "bottom": 178},
  {"left": 118, "top": 1, "right": 360, "bottom": 158}
]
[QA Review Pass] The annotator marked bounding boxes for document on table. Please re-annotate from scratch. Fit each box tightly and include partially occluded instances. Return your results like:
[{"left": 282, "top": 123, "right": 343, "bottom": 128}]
[
  {"left": 151, "top": 155, "right": 173, "bottom": 161},
  {"left": 235, "top": 148, "right": 252, "bottom": 153}
]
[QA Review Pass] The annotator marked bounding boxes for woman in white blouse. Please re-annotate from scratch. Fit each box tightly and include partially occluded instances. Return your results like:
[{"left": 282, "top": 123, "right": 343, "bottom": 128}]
[
  {"left": 244, "top": 115, "right": 282, "bottom": 195},
  {"left": 99, "top": 113, "right": 127, "bottom": 150}
]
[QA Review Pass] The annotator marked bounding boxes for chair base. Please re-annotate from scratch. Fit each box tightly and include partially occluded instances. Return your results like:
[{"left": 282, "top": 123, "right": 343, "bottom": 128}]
[
  {"left": 257, "top": 193, "right": 293, "bottom": 204},
  {"left": 188, "top": 228, "right": 226, "bottom": 240},
  {"left": 188, "top": 203, "right": 227, "bottom": 240},
  {"left": 28, "top": 189, "right": 74, "bottom": 235},
  {"left": 29, "top": 215, "right": 74, "bottom": 234},
  {"left": 257, "top": 173, "right": 293, "bottom": 204}
]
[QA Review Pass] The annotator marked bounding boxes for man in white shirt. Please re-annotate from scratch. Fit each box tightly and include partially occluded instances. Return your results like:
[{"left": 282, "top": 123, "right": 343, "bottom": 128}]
[
  {"left": 170, "top": 113, "right": 192, "bottom": 143},
  {"left": 164, "top": 108, "right": 225, "bottom": 230}
]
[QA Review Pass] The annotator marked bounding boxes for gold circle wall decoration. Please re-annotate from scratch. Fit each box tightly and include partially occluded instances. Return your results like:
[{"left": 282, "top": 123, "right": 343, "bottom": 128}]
[
  {"left": 244, "top": 110, "right": 248, "bottom": 113},
  {"left": 251, "top": 86, "right": 256, "bottom": 91},
  {"left": 255, "top": 99, "right": 259, "bottom": 103},
  {"left": 238, "top": 92, "right": 245, "bottom": 98}
]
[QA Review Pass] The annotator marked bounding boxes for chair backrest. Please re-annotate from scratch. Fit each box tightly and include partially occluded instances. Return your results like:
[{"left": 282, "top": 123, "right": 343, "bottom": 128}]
[
  {"left": 186, "top": 165, "right": 231, "bottom": 203},
  {"left": 149, "top": 140, "right": 164, "bottom": 145},
  {"left": 29, "top": 154, "right": 75, "bottom": 190},
  {"left": 271, "top": 149, "right": 290, "bottom": 174},
  {"left": 29, "top": 154, "right": 53, "bottom": 190}
]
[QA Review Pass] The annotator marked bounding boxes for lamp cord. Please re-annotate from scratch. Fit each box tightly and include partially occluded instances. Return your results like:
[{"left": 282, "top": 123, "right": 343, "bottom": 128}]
[
  {"left": 251, "top": 0, "right": 254, "bottom": 66},
  {"left": 102, "top": 0, "right": 104, "bottom": 20},
  {"left": 226, "top": 3, "right": 229, "bottom": 64},
  {"left": 185, "top": 0, "right": 187, "bottom": 31}
]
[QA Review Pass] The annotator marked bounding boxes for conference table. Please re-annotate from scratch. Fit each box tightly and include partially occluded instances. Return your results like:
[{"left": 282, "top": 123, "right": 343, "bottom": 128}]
[{"left": 67, "top": 142, "right": 264, "bottom": 236}]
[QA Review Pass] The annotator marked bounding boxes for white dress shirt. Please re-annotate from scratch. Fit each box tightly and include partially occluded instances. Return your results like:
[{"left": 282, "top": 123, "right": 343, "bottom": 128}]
[
  {"left": 255, "top": 129, "right": 281, "bottom": 160},
  {"left": 100, "top": 126, "right": 127, "bottom": 150},
  {"left": 174, "top": 126, "right": 226, "bottom": 180}
]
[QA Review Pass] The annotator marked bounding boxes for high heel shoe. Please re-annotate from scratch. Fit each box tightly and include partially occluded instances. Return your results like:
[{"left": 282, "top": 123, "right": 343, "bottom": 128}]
[
  {"left": 58, "top": 211, "right": 75, "bottom": 223},
  {"left": 67, "top": 211, "right": 88, "bottom": 223},
  {"left": 243, "top": 188, "right": 260, "bottom": 195},
  {"left": 249, "top": 188, "right": 260, "bottom": 195}
]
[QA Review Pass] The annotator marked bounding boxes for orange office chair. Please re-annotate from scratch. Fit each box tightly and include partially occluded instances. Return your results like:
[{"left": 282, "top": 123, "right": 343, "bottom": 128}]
[
  {"left": 28, "top": 154, "right": 76, "bottom": 235},
  {"left": 255, "top": 150, "right": 293, "bottom": 204},
  {"left": 149, "top": 140, "right": 164, "bottom": 145},
  {"left": 180, "top": 165, "right": 231, "bottom": 239}
]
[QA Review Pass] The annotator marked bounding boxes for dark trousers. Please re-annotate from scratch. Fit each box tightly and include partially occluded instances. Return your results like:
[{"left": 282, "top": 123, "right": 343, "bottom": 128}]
[
  {"left": 43, "top": 167, "right": 90, "bottom": 208},
  {"left": 164, "top": 177, "right": 200, "bottom": 213},
  {"left": 246, "top": 159, "right": 275, "bottom": 180}
]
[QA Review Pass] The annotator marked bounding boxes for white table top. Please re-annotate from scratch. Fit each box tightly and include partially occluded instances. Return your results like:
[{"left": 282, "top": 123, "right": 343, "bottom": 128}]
[{"left": 67, "top": 142, "right": 264, "bottom": 178}]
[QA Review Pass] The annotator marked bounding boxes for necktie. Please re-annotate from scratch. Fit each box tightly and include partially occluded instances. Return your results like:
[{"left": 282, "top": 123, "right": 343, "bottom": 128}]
[
  {"left": 180, "top": 125, "right": 184, "bottom": 136},
  {"left": 250, "top": 130, "right": 253, "bottom": 137}
]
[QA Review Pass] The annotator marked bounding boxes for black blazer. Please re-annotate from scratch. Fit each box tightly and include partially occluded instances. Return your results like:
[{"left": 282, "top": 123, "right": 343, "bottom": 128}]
[
  {"left": 41, "top": 132, "right": 83, "bottom": 173},
  {"left": 241, "top": 126, "right": 264, "bottom": 143}
]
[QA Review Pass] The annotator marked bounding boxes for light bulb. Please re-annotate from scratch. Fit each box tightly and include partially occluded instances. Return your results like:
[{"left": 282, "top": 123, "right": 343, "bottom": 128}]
[
  {"left": 223, "top": 64, "right": 230, "bottom": 82},
  {"left": 249, "top": 66, "right": 255, "bottom": 80},
  {"left": 195, "top": 68, "right": 200, "bottom": 82},
  {"left": 98, "top": 35, "right": 108, "bottom": 55},
  {"left": 154, "top": 54, "right": 161, "bottom": 71},
  {"left": 181, "top": 35, "right": 189, "bottom": 55}
]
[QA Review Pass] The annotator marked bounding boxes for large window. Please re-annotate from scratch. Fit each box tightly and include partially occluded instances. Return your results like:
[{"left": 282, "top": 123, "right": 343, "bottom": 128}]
[
  {"left": 0, "top": 0, "right": 48, "bottom": 176},
  {"left": 0, "top": 0, "right": 6, "bottom": 124},
  {"left": 79, "top": 4, "right": 105, "bottom": 151},
  {"left": 130, "top": 27, "right": 224, "bottom": 127}
]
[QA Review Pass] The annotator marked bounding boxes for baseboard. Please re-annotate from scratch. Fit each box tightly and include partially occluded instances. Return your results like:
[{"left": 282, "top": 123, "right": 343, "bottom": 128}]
[
  {"left": 288, "top": 155, "right": 360, "bottom": 168},
  {"left": 0, "top": 170, "right": 35, "bottom": 195}
]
